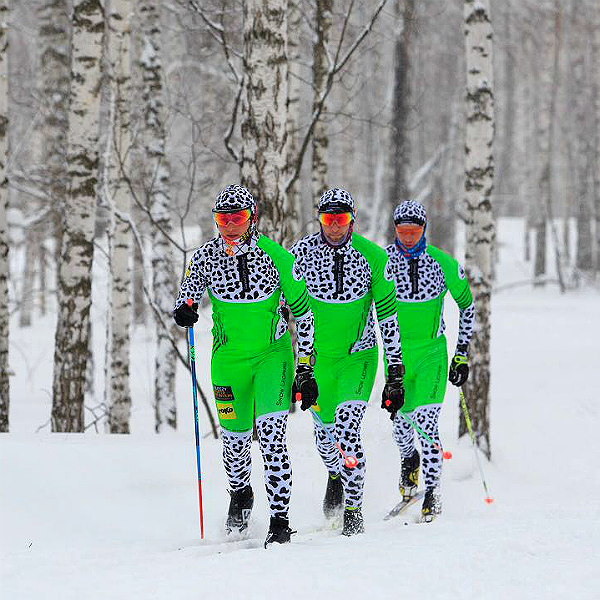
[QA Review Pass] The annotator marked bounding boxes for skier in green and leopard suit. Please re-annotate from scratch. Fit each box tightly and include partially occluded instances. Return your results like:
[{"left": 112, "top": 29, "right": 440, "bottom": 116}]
[
  {"left": 290, "top": 188, "right": 405, "bottom": 536},
  {"left": 173, "top": 185, "right": 318, "bottom": 547},
  {"left": 384, "top": 200, "right": 474, "bottom": 521}
]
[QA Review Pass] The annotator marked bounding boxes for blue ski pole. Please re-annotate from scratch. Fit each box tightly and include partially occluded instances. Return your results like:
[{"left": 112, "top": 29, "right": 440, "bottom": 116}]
[
  {"left": 186, "top": 299, "right": 204, "bottom": 538},
  {"left": 307, "top": 406, "right": 357, "bottom": 469}
]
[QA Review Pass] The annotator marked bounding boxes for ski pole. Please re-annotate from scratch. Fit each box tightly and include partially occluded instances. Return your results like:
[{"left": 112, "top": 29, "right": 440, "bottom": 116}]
[
  {"left": 186, "top": 299, "right": 205, "bottom": 538},
  {"left": 459, "top": 388, "right": 494, "bottom": 504},
  {"left": 396, "top": 411, "right": 453, "bottom": 459},
  {"left": 303, "top": 404, "right": 358, "bottom": 469}
]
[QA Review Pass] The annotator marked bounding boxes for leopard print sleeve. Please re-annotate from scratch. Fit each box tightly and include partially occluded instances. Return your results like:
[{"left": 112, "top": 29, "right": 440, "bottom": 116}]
[
  {"left": 173, "top": 247, "right": 208, "bottom": 310},
  {"left": 457, "top": 302, "right": 474, "bottom": 353},
  {"left": 378, "top": 313, "right": 403, "bottom": 367}
]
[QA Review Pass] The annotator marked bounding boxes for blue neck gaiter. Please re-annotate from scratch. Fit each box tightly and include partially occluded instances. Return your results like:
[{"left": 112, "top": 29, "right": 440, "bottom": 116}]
[{"left": 395, "top": 227, "right": 427, "bottom": 260}]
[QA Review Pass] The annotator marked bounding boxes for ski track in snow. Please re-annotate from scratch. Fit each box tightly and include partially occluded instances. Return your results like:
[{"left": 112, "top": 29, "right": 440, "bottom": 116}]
[{"left": 2, "top": 218, "right": 600, "bottom": 599}]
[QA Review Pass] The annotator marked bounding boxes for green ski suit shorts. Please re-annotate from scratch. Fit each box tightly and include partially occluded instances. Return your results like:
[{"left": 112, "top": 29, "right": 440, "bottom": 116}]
[
  {"left": 311, "top": 347, "right": 378, "bottom": 424},
  {"left": 386, "top": 335, "right": 448, "bottom": 413},
  {"left": 211, "top": 333, "right": 294, "bottom": 432}
]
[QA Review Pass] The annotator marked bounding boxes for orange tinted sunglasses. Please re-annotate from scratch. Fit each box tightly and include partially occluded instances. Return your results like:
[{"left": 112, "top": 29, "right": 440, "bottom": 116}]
[
  {"left": 214, "top": 209, "right": 251, "bottom": 226},
  {"left": 318, "top": 212, "right": 354, "bottom": 227},
  {"left": 395, "top": 223, "right": 424, "bottom": 235}
]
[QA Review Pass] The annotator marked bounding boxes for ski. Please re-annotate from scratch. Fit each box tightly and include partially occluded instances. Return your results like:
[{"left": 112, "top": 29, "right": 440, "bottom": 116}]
[{"left": 384, "top": 490, "right": 425, "bottom": 521}]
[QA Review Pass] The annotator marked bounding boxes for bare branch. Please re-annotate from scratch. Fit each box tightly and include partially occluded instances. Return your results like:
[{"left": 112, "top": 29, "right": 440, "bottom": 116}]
[{"left": 285, "top": 0, "right": 389, "bottom": 193}]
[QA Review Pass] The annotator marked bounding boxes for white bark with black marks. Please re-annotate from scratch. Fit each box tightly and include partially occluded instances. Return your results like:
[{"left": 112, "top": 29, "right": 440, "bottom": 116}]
[
  {"left": 38, "top": 0, "right": 70, "bottom": 272},
  {"left": 139, "top": 0, "right": 176, "bottom": 432},
  {"left": 0, "top": 2, "right": 9, "bottom": 433},
  {"left": 51, "top": 0, "right": 103, "bottom": 432},
  {"left": 240, "top": 0, "right": 288, "bottom": 244},
  {"left": 594, "top": 4, "right": 600, "bottom": 274},
  {"left": 105, "top": 0, "right": 133, "bottom": 434},
  {"left": 462, "top": 0, "right": 495, "bottom": 459},
  {"left": 311, "top": 0, "right": 332, "bottom": 205}
]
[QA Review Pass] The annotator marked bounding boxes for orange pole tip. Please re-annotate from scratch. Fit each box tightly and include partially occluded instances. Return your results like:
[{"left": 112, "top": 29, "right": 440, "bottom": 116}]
[{"left": 485, "top": 497, "right": 494, "bottom": 504}]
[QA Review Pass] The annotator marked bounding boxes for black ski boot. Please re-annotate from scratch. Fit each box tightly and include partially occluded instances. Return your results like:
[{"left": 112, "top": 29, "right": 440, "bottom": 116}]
[
  {"left": 341, "top": 507, "right": 364, "bottom": 536},
  {"left": 399, "top": 449, "right": 420, "bottom": 501},
  {"left": 323, "top": 472, "right": 343, "bottom": 519},
  {"left": 225, "top": 485, "right": 254, "bottom": 534},
  {"left": 421, "top": 488, "right": 441, "bottom": 523},
  {"left": 264, "top": 516, "right": 296, "bottom": 548}
]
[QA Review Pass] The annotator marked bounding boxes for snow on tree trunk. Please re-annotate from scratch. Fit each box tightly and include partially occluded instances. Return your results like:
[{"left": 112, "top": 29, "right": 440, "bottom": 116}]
[
  {"left": 38, "top": 0, "right": 70, "bottom": 276},
  {"left": 386, "top": 0, "right": 414, "bottom": 241},
  {"left": 139, "top": 0, "right": 176, "bottom": 432},
  {"left": 240, "top": 0, "right": 289, "bottom": 244},
  {"left": 0, "top": 2, "right": 9, "bottom": 433},
  {"left": 51, "top": 0, "right": 104, "bottom": 433},
  {"left": 461, "top": 0, "right": 495, "bottom": 459},
  {"left": 105, "top": 0, "right": 133, "bottom": 434},
  {"left": 310, "top": 0, "right": 332, "bottom": 205}
]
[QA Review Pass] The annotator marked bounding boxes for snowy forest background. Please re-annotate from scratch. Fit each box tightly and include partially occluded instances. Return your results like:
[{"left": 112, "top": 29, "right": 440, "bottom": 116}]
[
  {"left": 2, "top": 2, "right": 600, "bottom": 599},
  {"left": 2, "top": 1, "right": 600, "bottom": 448}
]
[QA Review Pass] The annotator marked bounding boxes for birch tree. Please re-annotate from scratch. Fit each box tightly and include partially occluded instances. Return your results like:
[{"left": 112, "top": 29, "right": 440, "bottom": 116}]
[
  {"left": 285, "top": 0, "right": 303, "bottom": 242},
  {"left": 386, "top": 0, "right": 414, "bottom": 241},
  {"left": 51, "top": 0, "right": 104, "bottom": 432},
  {"left": 572, "top": 3, "right": 593, "bottom": 273},
  {"left": 240, "top": 0, "right": 289, "bottom": 243},
  {"left": 38, "top": 0, "right": 70, "bottom": 270},
  {"left": 534, "top": 1, "right": 559, "bottom": 286},
  {"left": 461, "top": 0, "right": 494, "bottom": 458},
  {"left": 0, "top": 2, "right": 9, "bottom": 433},
  {"left": 594, "top": 3, "right": 600, "bottom": 275},
  {"left": 311, "top": 0, "right": 332, "bottom": 204},
  {"left": 105, "top": 0, "right": 133, "bottom": 433},
  {"left": 139, "top": 0, "right": 177, "bottom": 432}
]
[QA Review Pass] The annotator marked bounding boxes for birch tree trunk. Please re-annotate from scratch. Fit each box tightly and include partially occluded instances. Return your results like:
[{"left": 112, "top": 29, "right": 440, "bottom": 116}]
[
  {"left": 572, "top": 4, "right": 593, "bottom": 273},
  {"left": 38, "top": 0, "right": 70, "bottom": 276},
  {"left": 240, "top": 0, "right": 289, "bottom": 244},
  {"left": 594, "top": 6, "right": 600, "bottom": 275},
  {"left": 105, "top": 0, "right": 133, "bottom": 433},
  {"left": 461, "top": 0, "right": 495, "bottom": 459},
  {"left": 0, "top": 3, "right": 9, "bottom": 433},
  {"left": 534, "top": 2, "right": 559, "bottom": 286},
  {"left": 386, "top": 0, "right": 414, "bottom": 241},
  {"left": 139, "top": 0, "right": 177, "bottom": 432},
  {"left": 310, "top": 0, "right": 332, "bottom": 205},
  {"left": 284, "top": 0, "right": 303, "bottom": 246},
  {"left": 51, "top": 0, "right": 104, "bottom": 433}
]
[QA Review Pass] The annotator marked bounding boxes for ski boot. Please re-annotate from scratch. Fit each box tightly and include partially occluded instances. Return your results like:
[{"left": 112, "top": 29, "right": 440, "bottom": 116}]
[
  {"left": 264, "top": 516, "right": 296, "bottom": 548},
  {"left": 399, "top": 449, "right": 420, "bottom": 501},
  {"left": 225, "top": 485, "right": 254, "bottom": 535},
  {"left": 421, "top": 488, "right": 441, "bottom": 523},
  {"left": 341, "top": 507, "right": 364, "bottom": 536},
  {"left": 323, "top": 472, "right": 343, "bottom": 519}
]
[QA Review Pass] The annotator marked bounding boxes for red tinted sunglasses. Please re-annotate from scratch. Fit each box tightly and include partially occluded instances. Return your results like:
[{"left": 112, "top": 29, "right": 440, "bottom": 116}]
[
  {"left": 214, "top": 209, "right": 251, "bottom": 226},
  {"left": 318, "top": 212, "right": 354, "bottom": 227}
]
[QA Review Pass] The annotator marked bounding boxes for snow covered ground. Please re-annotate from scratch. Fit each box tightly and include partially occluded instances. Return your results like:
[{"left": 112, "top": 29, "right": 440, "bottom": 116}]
[{"left": 2, "top": 219, "right": 600, "bottom": 600}]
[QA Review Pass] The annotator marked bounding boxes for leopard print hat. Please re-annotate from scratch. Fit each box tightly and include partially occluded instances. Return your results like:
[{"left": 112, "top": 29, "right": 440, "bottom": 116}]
[
  {"left": 213, "top": 184, "right": 256, "bottom": 214},
  {"left": 393, "top": 200, "right": 427, "bottom": 226},
  {"left": 318, "top": 188, "right": 355, "bottom": 214}
]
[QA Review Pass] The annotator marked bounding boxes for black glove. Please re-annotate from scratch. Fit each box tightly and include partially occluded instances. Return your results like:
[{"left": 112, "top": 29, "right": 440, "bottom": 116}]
[
  {"left": 292, "top": 364, "right": 319, "bottom": 411},
  {"left": 381, "top": 364, "right": 405, "bottom": 419},
  {"left": 449, "top": 346, "right": 469, "bottom": 387},
  {"left": 173, "top": 302, "right": 198, "bottom": 328}
]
